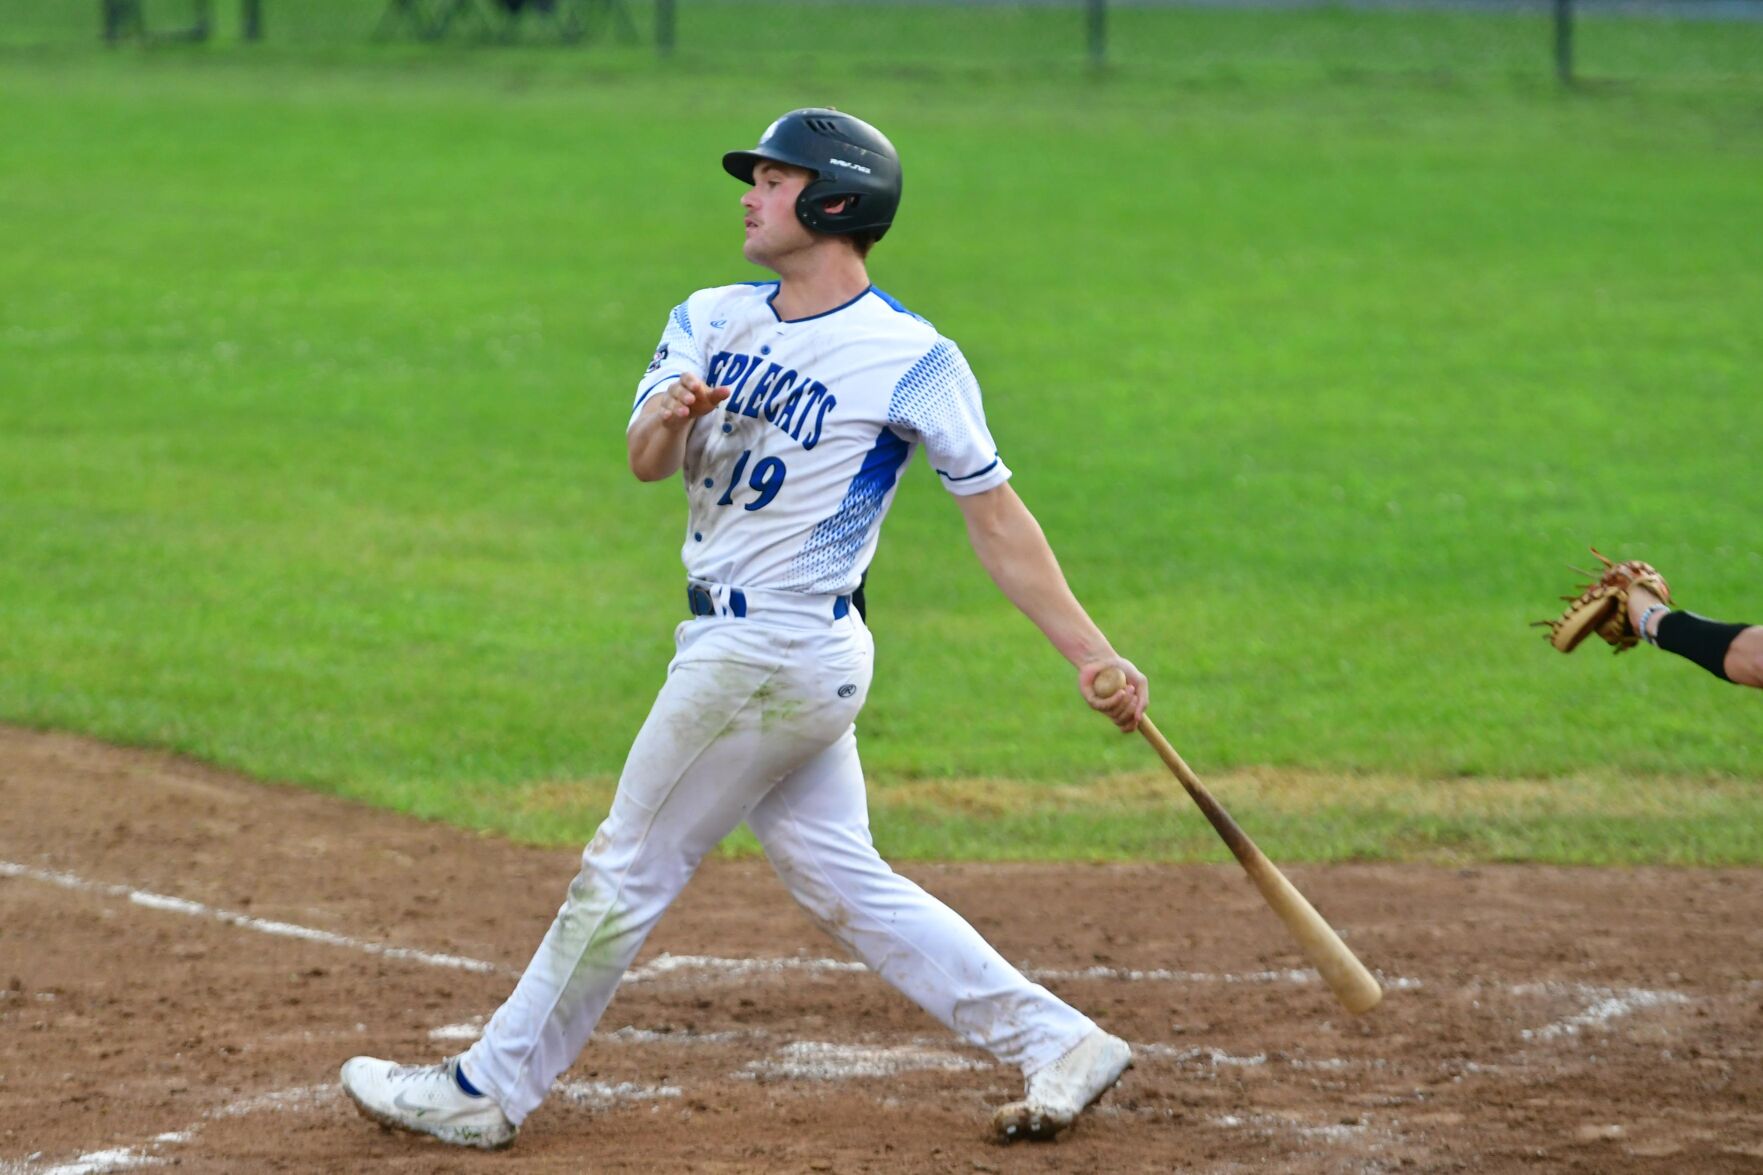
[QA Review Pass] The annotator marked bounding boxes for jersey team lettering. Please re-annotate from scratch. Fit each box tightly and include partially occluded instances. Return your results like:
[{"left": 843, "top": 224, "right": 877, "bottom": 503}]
[{"left": 706, "top": 349, "right": 836, "bottom": 450}]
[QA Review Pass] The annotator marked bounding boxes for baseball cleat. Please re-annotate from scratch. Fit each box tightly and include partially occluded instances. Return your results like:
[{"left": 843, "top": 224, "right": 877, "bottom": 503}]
[
  {"left": 340, "top": 1055, "right": 517, "bottom": 1150},
  {"left": 991, "top": 1029, "right": 1132, "bottom": 1143}
]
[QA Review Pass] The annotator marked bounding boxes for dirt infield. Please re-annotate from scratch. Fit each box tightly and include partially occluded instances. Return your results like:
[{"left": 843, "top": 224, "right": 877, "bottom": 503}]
[{"left": 2, "top": 726, "right": 1760, "bottom": 1173}]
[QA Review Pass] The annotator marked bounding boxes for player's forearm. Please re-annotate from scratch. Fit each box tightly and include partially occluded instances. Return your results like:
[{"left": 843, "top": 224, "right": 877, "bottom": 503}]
[
  {"left": 1653, "top": 612, "right": 1763, "bottom": 688},
  {"left": 961, "top": 486, "right": 1114, "bottom": 667},
  {"left": 1631, "top": 584, "right": 1763, "bottom": 689},
  {"left": 626, "top": 411, "right": 691, "bottom": 482}
]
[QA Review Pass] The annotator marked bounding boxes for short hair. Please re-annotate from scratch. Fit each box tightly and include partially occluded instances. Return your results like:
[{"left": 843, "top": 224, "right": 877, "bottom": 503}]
[{"left": 848, "top": 228, "right": 881, "bottom": 258}]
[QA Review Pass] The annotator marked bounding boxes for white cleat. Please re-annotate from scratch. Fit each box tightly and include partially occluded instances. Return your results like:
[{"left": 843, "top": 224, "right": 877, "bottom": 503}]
[
  {"left": 340, "top": 1055, "right": 517, "bottom": 1150},
  {"left": 992, "top": 1029, "right": 1132, "bottom": 1143}
]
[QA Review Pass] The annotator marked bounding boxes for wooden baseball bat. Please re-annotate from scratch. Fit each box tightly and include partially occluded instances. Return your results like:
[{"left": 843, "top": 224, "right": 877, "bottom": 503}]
[{"left": 1094, "top": 667, "right": 1382, "bottom": 1015}]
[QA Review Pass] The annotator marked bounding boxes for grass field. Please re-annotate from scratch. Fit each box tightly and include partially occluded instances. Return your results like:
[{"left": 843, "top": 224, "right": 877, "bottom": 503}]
[{"left": 2, "top": 6, "right": 1760, "bottom": 863}]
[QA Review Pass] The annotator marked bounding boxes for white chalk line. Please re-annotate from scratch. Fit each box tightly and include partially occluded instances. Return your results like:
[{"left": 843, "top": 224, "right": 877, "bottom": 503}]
[
  {"left": 624, "top": 952, "right": 866, "bottom": 982},
  {"left": 0, "top": 861, "right": 499, "bottom": 975},
  {"left": 428, "top": 1019, "right": 488, "bottom": 1041},
  {"left": 624, "top": 953, "right": 1426, "bottom": 991},
  {"left": 432, "top": 1018, "right": 766, "bottom": 1046},
  {"left": 0, "top": 1086, "right": 342, "bottom": 1175},
  {"left": 1512, "top": 982, "right": 1692, "bottom": 1041},
  {"left": 3, "top": 858, "right": 1427, "bottom": 993},
  {"left": 0, "top": 1152, "right": 161, "bottom": 1175},
  {"left": 739, "top": 1041, "right": 989, "bottom": 1081},
  {"left": 1134, "top": 1044, "right": 1392, "bottom": 1077},
  {"left": 556, "top": 1079, "right": 684, "bottom": 1108},
  {"left": 1031, "top": 964, "right": 1424, "bottom": 991},
  {"left": 1211, "top": 1112, "right": 1385, "bottom": 1148}
]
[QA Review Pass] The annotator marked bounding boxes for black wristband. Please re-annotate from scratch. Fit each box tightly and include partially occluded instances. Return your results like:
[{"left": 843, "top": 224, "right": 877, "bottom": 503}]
[{"left": 1653, "top": 611, "right": 1750, "bottom": 682}]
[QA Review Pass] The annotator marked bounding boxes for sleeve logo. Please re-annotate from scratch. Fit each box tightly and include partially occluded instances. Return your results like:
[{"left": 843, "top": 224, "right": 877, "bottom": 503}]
[{"left": 646, "top": 342, "right": 669, "bottom": 374}]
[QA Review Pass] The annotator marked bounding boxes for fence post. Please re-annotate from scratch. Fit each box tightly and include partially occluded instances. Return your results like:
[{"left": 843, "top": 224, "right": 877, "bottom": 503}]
[
  {"left": 657, "top": 0, "right": 675, "bottom": 57},
  {"left": 102, "top": 0, "right": 141, "bottom": 42},
  {"left": 1087, "top": 0, "right": 1106, "bottom": 70},
  {"left": 1553, "top": 0, "right": 1574, "bottom": 85}
]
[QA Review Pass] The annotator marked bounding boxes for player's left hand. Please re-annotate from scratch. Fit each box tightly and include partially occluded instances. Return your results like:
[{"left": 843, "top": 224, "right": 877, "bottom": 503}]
[
  {"left": 1079, "top": 659, "right": 1148, "bottom": 733},
  {"left": 656, "top": 372, "right": 732, "bottom": 425}
]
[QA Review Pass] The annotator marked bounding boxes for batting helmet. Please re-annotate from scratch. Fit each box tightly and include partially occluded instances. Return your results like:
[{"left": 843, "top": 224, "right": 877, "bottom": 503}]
[{"left": 722, "top": 108, "right": 902, "bottom": 242}]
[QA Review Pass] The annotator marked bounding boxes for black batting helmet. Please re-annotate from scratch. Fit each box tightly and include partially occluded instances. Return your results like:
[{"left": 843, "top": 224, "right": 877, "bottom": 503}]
[{"left": 723, "top": 108, "right": 902, "bottom": 241}]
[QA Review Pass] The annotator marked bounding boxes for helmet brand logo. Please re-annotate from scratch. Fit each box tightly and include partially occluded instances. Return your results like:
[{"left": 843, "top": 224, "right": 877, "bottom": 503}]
[{"left": 827, "top": 158, "right": 872, "bottom": 174}]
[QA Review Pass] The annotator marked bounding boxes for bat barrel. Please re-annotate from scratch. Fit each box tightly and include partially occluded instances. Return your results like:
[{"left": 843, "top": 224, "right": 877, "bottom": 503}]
[{"left": 1138, "top": 714, "right": 1382, "bottom": 1014}]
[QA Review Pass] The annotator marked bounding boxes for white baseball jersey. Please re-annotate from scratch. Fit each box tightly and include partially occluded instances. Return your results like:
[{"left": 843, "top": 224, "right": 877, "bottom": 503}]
[{"left": 630, "top": 282, "right": 1011, "bottom": 596}]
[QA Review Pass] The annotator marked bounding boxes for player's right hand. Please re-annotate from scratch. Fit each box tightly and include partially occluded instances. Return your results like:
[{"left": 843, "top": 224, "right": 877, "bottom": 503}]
[
  {"left": 1080, "top": 658, "right": 1149, "bottom": 733},
  {"left": 656, "top": 372, "right": 731, "bottom": 425}
]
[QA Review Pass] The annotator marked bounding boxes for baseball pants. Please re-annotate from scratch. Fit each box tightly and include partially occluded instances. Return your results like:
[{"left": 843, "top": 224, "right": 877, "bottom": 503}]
[{"left": 459, "top": 599, "right": 1095, "bottom": 1124}]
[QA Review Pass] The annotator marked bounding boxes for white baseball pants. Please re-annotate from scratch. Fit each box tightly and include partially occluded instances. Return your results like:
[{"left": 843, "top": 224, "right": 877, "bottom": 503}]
[{"left": 459, "top": 604, "right": 1095, "bottom": 1124}]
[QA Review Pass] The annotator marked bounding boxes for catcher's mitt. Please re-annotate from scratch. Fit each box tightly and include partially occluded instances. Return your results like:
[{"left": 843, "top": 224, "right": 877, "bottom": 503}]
[{"left": 1534, "top": 548, "right": 1672, "bottom": 654}]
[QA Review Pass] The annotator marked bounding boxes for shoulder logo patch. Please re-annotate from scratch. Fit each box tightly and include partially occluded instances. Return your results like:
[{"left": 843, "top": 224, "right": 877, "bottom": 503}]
[
  {"left": 837, "top": 684, "right": 857, "bottom": 698},
  {"left": 646, "top": 343, "right": 668, "bottom": 373}
]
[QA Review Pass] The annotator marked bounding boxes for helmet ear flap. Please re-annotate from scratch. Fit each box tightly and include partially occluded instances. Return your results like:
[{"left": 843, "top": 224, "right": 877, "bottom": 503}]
[{"left": 794, "top": 180, "right": 865, "bottom": 235}]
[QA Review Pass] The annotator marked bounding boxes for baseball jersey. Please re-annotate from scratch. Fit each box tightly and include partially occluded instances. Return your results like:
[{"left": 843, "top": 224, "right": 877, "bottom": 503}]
[{"left": 630, "top": 282, "right": 1010, "bottom": 596}]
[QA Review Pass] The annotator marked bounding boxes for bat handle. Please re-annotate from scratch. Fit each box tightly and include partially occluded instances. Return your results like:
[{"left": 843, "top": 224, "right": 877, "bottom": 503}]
[{"left": 1135, "top": 715, "right": 1256, "bottom": 865}]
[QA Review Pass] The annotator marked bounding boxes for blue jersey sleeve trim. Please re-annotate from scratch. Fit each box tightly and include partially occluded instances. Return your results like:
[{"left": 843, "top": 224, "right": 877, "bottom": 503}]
[
  {"left": 870, "top": 286, "right": 931, "bottom": 324},
  {"left": 935, "top": 456, "right": 1001, "bottom": 482}
]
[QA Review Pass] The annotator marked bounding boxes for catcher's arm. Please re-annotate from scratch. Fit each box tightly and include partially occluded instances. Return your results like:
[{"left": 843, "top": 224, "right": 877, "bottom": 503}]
[
  {"left": 1533, "top": 548, "right": 1670, "bottom": 655},
  {"left": 1628, "top": 581, "right": 1763, "bottom": 688}
]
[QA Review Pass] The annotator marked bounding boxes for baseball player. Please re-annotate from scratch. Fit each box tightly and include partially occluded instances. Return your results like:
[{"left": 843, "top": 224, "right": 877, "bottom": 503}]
[{"left": 340, "top": 107, "right": 1147, "bottom": 1150}]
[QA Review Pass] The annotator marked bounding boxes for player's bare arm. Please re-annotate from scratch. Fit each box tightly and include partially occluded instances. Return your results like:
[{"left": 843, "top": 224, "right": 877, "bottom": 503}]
[
  {"left": 956, "top": 482, "right": 1148, "bottom": 731},
  {"left": 627, "top": 371, "right": 731, "bottom": 482}
]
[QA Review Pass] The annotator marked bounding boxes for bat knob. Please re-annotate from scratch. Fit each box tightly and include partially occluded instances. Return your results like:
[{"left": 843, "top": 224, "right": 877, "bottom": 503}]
[{"left": 1093, "top": 666, "right": 1126, "bottom": 699}]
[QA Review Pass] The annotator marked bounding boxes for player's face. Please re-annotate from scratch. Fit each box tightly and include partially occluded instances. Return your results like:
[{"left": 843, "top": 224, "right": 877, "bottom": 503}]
[{"left": 741, "top": 162, "right": 817, "bottom": 269}]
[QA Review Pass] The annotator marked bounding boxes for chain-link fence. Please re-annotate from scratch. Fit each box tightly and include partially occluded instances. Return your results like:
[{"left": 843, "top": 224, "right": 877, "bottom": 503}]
[{"left": 6, "top": 0, "right": 1761, "bottom": 86}]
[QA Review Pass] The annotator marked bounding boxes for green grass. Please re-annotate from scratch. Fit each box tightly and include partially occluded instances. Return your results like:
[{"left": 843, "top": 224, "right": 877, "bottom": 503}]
[{"left": 1, "top": 14, "right": 1760, "bottom": 864}]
